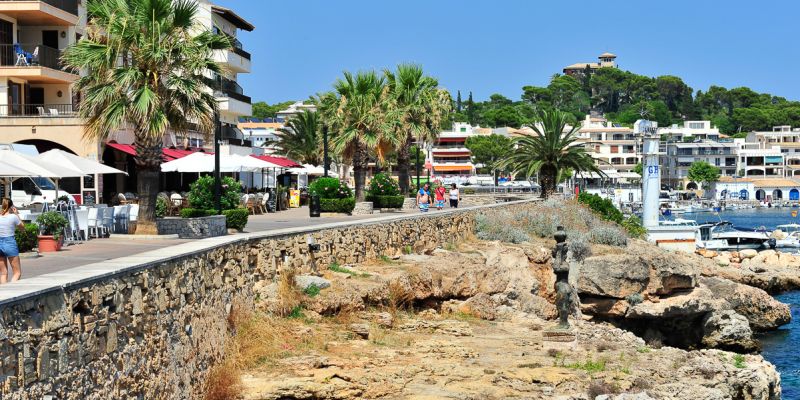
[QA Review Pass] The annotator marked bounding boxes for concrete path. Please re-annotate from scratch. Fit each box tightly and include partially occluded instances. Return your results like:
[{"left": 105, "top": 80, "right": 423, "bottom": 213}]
[{"left": 17, "top": 206, "right": 430, "bottom": 280}]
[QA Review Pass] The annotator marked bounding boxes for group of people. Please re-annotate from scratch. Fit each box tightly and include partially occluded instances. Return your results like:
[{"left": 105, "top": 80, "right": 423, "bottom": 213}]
[{"left": 416, "top": 182, "right": 461, "bottom": 212}]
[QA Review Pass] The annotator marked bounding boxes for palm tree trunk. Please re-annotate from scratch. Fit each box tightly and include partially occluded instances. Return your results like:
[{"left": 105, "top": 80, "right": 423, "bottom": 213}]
[
  {"left": 397, "top": 133, "right": 412, "bottom": 194},
  {"left": 133, "top": 132, "right": 162, "bottom": 235},
  {"left": 540, "top": 165, "right": 557, "bottom": 199},
  {"left": 353, "top": 140, "right": 367, "bottom": 202}
]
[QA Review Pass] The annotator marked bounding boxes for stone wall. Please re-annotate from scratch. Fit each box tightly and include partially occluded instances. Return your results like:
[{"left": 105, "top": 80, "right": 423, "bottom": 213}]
[
  {"left": 156, "top": 215, "right": 227, "bottom": 239},
  {"left": 0, "top": 200, "right": 538, "bottom": 400}
]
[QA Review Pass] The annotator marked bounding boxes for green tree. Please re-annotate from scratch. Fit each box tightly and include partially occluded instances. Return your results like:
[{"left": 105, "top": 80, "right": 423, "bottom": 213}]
[
  {"left": 250, "top": 101, "right": 295, "bottom": 119},
  {"left": 456, "top": 90, "right": 462, "bottom": 112},
  {"left": 465, "top": 134, "right": 513, "bottom": 181},
  {"left": 63, "top": 0, "right": 229, "bottom": 233},
  {"left": 318, "top": 71, "right": 400, "bottom": 201},
  {"left": 632, "top": 162, "right": 643, "bottom": 176},
  {"left": 385, "top": 64, "right": 451, "bottom": 193},
  {"left": 466, "top": 91, "right": 475, "bottom": 125},
  {"left": 687, "top": 161, "right": 721, "bottom": 189},
  {"left": 273, "top": 110, "right": 321, "bottom": 165},
  {"left": 500, "top": 110, "right": 602, "bottom": 198}
]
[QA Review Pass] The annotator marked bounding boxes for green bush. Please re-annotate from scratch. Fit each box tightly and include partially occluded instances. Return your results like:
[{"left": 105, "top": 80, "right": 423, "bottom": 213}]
[
  {"left": 309, "top": 177, "right": 352, "bottom": 199},
  {"left": 320, "top": 197, "right": 356, "bottom": 213},
  {"left": 156, "top": 195, "right": 168, "bottom": 218},
  {"left": 367, "top": 173, "right": 400, "bottom": 197},
  {"left": 577, "top": 192, "right": 623, "bottom": 223},
  {"left": 622, "top": 216, "right": 648, "bottom": 239},
  {"left": 463, "top": 187, "right": 476, "bottom": 195},
  {"left": 188, "top": 175, "right": 242, "bottom": 211},
  {"left": 369, "top": 195, "right": 405, "bottom": 209},
  {"left": 37, "top": 211, "right": 69, "bottom": 240},
  {"left": 180, "top": 208, "right": 214, "bottom": 219},
  {"left": 15, "top": 223, "right": 38, "bottom": 253},
  {"left": 223, "top": 208, "right": 249, "bottom": 231}
]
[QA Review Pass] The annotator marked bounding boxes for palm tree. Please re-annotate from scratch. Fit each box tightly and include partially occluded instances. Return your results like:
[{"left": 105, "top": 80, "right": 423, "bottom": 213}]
[
  {"left": 385, "top": 64, "right": 452, "bottom": 193},
  {"left": 318, "top": 71, "right": 400, "bottom": 201},
  {"left": 501, "top": 110, "right": 602, "bottom": 199},
  {"left": 272, "top": 110, "right": 322, "bottom": 165},
  {"left": 62, "top": 0, "right": 229, "bottom": 234}
]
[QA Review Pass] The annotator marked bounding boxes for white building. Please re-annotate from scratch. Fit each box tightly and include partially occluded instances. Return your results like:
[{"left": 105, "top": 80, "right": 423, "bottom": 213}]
[
  {"left": 238, "top": 120, "right": 282, "bottom": 152},
  {"left": 276, "top": 101, "right": 317, "bottom": 120},
  {"left": 578, "top": 114, "right": 640, "bottom": 173},
  {"left": 659, "top": 121, "right": 722, "bottom": 142}
]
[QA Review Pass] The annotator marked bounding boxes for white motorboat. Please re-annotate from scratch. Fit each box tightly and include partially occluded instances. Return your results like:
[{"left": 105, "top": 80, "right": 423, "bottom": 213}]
[
  {"left": 772, "top": 224, "right": 800, "bottom": 248},
  {"left": 697, "top": 222, "right": 776, "bottom": 251},
  {"left": 661, "top": 218, "right": 698, "bottom": 227}
]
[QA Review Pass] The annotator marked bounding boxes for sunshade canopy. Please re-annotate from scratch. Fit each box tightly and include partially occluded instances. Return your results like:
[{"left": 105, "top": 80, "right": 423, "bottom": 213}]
[
  {"left": 0, "top": 149, "right": 83, "bottom": 178},
  {"left": 37, "top": 149, "right": 127, "bottom": 176}
]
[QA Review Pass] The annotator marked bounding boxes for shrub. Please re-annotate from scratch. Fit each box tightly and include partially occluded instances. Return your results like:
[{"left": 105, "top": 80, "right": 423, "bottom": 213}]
[
  {"left": 367, "top": 173, "right": 400, "bottom": 197},
  {"left": 37, "top": 211, "right": 69, "bottom": 240},
  {"left": 309, "top": 177, "right": 352, "bottom": 199},
  {"left": 475, "top": 213, "right": 530, "bottom": 244},
  {"left": 625, "top": 293, "right": 644, "bottom": 306},
  {"left": 568, "top": 233, "right": 592, "bottom": 261},
  {"left": 589, "top": 225, "right": 628, "bottom": 247},
  {"left": 463, "top": 187, "right": 475, "bottom": 195},
  {"left": 320, "top": 198, "right": 355, "bottom": 213},
  {"left": 155, "top": 195, "right": 168, "bottom": 218},
  {"left": 188, "top": 175, "right": 241, "bottom": 210},
  {"left": 369, "top": 195, "right": 405, "bottom": 209},
  {"left": 586, "top": 379, "right": 619, "bottom": 398},
  {"left": 180, "top": 208, "right": 214, "bottom": 219},
  {"left": 223, "top": 208, "right": 249, "bottom": 231},
  {"left": 15, "top": 223, "right": 38, "bottom": 253},
  {"left": 622, "top": 216, "right": 648, "bottom": 239},
  {"left": 577, "top": 192, "right": 623, "bottom": 223}
]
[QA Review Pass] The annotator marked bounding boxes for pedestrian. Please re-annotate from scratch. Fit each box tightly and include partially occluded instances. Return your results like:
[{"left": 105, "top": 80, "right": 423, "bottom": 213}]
[
  {"left": 416, "top": 183, "right": 431, "bottom": 212},
  {"left": 0, "top": 198, "right": 24, "bottom": 283},
  {"left": 449, "top": 183, "right": 461, "bottom": 208},
  {"left": 434, "top": 182, "right": 447, "bottom": 210}
]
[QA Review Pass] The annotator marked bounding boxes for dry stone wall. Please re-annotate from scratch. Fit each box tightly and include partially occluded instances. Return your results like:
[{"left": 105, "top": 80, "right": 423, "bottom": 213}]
[{"left": 0, "top": 200, "right": 537, "bottom": 400}]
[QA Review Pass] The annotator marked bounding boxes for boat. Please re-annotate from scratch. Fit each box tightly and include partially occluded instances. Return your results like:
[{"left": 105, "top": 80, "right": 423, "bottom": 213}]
[
  {"left": 661, "top": 218, "right": 698, "bottom": 227},
  {"left": 696, "top": 222, "right": 776, "bottom": 251},
  {"left": 772, "top": 224, "right": 800, "bottom": 248}
]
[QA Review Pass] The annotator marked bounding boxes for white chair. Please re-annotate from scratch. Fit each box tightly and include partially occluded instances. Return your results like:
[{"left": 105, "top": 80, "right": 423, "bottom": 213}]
[
  {"left": 102, "top": 207, "right": 115, "bottom": 236},
  {"left": 113, "top": 205, "right": 129, "bottom": 234},
  {"left": 75, "top": 209, "right": 89, "bottom": 241},
  {"left": 49, "top": 108, "right": 59, "bottom": 116},
  {"left": 129, "top": 204, "right": 139, "bottom": 233},
  {"left": 36, "top": 107, "right": 47, "bottom": 116},
  {"left": 87, "top": 208, "right": 99, "bottom": 238}
]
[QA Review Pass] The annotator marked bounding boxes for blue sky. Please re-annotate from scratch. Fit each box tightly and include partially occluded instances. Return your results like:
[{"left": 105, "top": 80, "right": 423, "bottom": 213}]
[{"left": 215, "top": 0, "right": 799, "bottom": 104}]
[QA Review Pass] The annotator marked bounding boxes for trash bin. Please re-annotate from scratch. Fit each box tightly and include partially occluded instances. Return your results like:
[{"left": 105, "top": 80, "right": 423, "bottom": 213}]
[{"left": 309, "top": 194, "right": 321, "bottom": 217}]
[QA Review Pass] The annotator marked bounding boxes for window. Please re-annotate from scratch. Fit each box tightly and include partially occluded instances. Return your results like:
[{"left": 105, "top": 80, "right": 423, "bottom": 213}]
[
  {"left": 689, "top": 122, "right": 704, "bottom": 129},
  {"left": 610, "top": 145, "right": 619, "bottom": 154},
  {"left": 459, "top": 127, "right": 467, "bottom": 132}
]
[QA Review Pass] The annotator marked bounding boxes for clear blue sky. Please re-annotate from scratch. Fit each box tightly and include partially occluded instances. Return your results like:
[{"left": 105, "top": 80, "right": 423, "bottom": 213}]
[{"left": 215, "top": 0, "right": 799, "bottom": 104}]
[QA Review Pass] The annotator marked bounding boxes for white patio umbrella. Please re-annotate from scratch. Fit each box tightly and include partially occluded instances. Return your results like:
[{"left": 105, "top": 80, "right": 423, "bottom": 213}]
[
  {"left": 161, "top": 152, "right": 272, "bottom": 173},
  {"left": 289, "top": 164, "right": 339, "bottom": 178},
  {"left": 37, "top": 149, "right": 128, "bottom": 176},
  {"left": 0, "top": 149, "right": 84, "bottom": 202}
]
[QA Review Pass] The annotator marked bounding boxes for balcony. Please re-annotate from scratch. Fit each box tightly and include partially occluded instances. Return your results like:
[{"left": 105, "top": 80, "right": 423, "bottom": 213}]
[
  {"left": 0, "top": 0, "right": 78, "bottom": 25},
  {"left": 0, "top": 44, "right": 78, "bottom": 82},
  {"left": 208, "top": 76, "right": 251, "bottom": 104},
  {"left": 0, "top": 103, "right": 74, "bottom": 117}
]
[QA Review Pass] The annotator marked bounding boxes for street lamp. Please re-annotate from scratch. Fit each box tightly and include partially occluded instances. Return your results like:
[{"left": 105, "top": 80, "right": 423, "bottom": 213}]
[
  {"left": 213, "top": 109, "right": 222, "bottom": 215},
  {"left": 415, "top": 145, "right": 421, "bottom": 191},
  {"left": 323, "top": 124, "right": 330, "bottom": 178}
]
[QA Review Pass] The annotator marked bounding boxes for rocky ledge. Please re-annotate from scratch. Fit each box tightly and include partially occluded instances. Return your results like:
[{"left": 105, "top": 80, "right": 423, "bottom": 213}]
[{"left": 697, "top": 248, "right": 800, "bottom": 293}]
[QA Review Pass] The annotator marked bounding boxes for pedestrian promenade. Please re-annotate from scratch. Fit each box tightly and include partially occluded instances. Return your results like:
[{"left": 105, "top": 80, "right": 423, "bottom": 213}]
[{"left": 22, "top": 207, "right": 411, "bottom": 279}]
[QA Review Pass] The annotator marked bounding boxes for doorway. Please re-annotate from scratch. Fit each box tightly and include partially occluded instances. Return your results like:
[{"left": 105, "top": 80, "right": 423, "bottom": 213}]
[{"left": 42, "top": 31, "right": 58, "bottom": 49}]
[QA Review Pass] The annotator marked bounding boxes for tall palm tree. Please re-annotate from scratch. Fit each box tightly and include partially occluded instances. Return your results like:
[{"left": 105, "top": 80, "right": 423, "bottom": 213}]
[
  {"left": 318, "top": 71, "right": 400, "bottom": 201},
  {"left": 385, "top": 64, "right": 452, "bottom": 193},
  {"left": 501, "top": 110, "right": 602, "bottom": 199},
  {"left": 273, "top": 110, "right": 321, "bottom": 165},
  {"left": 62, "top": 0, "right": 229, "bottom": 233}
]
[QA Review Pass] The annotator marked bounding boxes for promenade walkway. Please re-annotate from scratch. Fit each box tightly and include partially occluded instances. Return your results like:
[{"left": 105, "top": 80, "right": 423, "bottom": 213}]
[{"left": 22, "top": 207, "right": 411, "bottom": 279}]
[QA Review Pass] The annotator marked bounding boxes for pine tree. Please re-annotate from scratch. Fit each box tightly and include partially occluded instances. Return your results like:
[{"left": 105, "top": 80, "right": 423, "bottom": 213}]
[
  {"left": 467, "top": 91, "right": 475, "bottom": 125},
  {"left": 456, "top": 90, "right": 462, "bottom": 112}
]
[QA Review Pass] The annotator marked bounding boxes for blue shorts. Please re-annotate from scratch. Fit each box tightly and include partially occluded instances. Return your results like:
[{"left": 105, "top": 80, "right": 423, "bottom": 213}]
[
  {"left": 419, "top": 203, "right": 430, "bottom": 212},
  {"left": 436, "top": 200, "right": 445, "bottom": 208},
  {"left": 0, "top": 236, "right": 19, "bottom": 257}
]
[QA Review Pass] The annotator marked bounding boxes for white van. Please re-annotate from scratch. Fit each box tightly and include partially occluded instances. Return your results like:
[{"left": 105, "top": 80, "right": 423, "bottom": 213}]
[{"left": 0, "top": 143, "right": 73, "bottom": 206}]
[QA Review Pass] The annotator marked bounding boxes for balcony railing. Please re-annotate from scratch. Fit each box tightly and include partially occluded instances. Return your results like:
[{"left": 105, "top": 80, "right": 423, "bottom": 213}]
[
  {"left": 0, "top": 44, "right": 72, "bottom": 72},
  {"left": 0, "top": 103, "right": 75, "bottom": 117},
  {"left": 0, "top": 0, "right": 78, "bottom": 16},
  {"left": 207, "top": 76, "right": 251, "bottom": 104},
  {"left": 229, "top": 37, "right": 251, "bottom": 60}
]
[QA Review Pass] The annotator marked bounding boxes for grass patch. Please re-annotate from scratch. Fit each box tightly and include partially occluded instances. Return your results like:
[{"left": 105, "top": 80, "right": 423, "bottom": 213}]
[
  {"left": 378, "top": 255, "right": 395, "bottom": 264},
  {"left": 303, "top": 284, "right": 321, "bottom": 298},
  {"left": 286, "top": 306, "right": 304, "bottom": 319},
  {"left": 328, "top": 262, "right": 371, "bottom": 277},
  {"left": 403, "top": 245, "right": 413, "bottom": 254},
  {"left": 636, "top": 346, "right": 651, "bottom": 353},
  {"left": 203, "top": 359, "right": 241, "bottom": 400},
  {"left": 566, "top": 359, "right": 607, "bottom": 373},
  {"left": 733, "top": 354, "right": 746, "bottom": 369}
]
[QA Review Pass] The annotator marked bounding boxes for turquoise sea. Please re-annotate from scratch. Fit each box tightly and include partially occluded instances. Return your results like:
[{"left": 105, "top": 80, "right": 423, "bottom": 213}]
[{"left": 680, "top": 207, "right": 800, "bottom": 231}]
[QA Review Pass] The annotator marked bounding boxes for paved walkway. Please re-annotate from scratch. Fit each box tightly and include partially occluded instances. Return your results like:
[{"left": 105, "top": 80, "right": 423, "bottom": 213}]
[{"left": 20, "top": 206, "right": 421, "bottom": 280}]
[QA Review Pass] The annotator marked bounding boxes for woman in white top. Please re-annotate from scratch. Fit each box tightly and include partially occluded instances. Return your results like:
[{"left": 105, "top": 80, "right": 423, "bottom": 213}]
[
  {"left": 0, "top": 198, "right": 24, "bottom": 283},
  {"left": 449, "top": 183, "right": 461, "bottom": 208}
]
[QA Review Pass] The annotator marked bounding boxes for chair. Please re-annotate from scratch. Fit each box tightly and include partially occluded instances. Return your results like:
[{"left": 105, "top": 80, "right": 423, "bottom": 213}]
[
  {"left": 13, "top": 44, "right": 30, "bottom": 66},
  {"left": 31, "top": 46, "right": 39, "bottom": 65},
  {"left": 102, "top": 207, "right": 115, "bottom": 236},
  {"left": 75, "top": 209, "right": 89, "bottom": 241},
  {"left": 243, "top": 194, "right": 256, "bottom": 215},
  {"left": 254, "top": 193, "right": 264, "bottom": 214},
  {"left": 87, "top": 208, "right": 98, "bottom": 238},
  {"left": 128, "top": 204, "right": 139, "bottom": 234},
  {"left": 113, "top": 205, "right": 130, "bottom": 234},
  {"left": 37, "top": 107, "right": 47, "bottom": 116}
]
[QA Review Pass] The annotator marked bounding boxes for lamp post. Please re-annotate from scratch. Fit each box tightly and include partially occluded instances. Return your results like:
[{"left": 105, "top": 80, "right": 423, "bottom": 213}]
[
  {"left": 415, "top": 145, "right": 421, "bottom": 191},
  {"left": 323, "top": 124, "right": 330, "bottom": 178},
  {"left": 213, "top": 110, "right": 222, "bottom": 215}
]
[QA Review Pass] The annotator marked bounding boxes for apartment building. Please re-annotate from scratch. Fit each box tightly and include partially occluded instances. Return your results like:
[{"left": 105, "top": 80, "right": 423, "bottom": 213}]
[
  {"left": 238, "top": 119, "right": 283, "bottom": 152},
  {"left": 276, "top": 101, "right": 317, "bottom": 120},
  {"left": 746, "top": 126, "right": 800, "bottom": 178},
  {"left": 577, "top": 114, "right": 640, "bottom": 173},
  {"left": 427, "top": 122, "right": 483, "bottom": 177}
]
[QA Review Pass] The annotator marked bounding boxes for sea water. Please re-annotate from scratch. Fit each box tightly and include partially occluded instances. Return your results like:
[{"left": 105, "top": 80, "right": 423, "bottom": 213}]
[
  {"left": 759, "top": 291, "right": 800, "bottom": 398},
  {"left": 681, "top": 207, "right": 800, "bottom": 232}
]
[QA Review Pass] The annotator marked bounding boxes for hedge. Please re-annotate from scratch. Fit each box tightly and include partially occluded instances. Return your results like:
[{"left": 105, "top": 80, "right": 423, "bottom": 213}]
[
  {"left": 320, "top": 197, "right": 356, "bottom": 214},
  {"left": 368, "top": 195, "right": 405, "bottom": 209},
  {"left": 179, "top": 208, "right": 215, "bottom": 219},
  {"left": 15, "top": 223, "right": 38, "bottom": 253},
  {"left": 223, "top": 208, "right": 249, "bottom": 231},
  {"left": 309, "top": 177, "right": 352, "bottom": 199}
]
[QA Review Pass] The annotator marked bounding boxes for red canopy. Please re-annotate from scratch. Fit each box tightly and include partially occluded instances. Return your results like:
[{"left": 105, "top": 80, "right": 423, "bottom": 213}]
[
  {"left": 251, "top": 154, "right": 301, "bottom": 168},
  {"left": 106, "top": 142, "right": 211, "bottom": 161}
]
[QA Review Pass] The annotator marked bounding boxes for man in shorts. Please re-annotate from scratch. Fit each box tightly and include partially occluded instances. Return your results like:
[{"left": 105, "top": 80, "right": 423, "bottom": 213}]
[{"left": 416, "top": 183, "right": 431, "bottom": 212}]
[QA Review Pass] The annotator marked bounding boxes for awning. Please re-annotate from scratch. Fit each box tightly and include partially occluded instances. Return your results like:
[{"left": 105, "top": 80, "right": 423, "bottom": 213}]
[
  {"left": 433, "top": 165, "right": 473, "bottom": 172},
  {"left": 251, "top": 154, "right": 301, "bottom": 168},
  {"left": 766, "top": 156, "right": 784, "bottom": 164},
  {"left": 432, "top": 152, "right": 471, "bottom": 157},
  {"left": 436, "top": 138, "right": 467, "bottom": 143},
  {"left": 106, "top": 143, "right": 210, "bottom": 161}
]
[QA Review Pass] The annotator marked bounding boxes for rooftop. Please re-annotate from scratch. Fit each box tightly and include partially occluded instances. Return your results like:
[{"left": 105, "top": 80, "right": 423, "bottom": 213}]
[{"left": 212, "top": 5, "right": 255, "bottom": 31}]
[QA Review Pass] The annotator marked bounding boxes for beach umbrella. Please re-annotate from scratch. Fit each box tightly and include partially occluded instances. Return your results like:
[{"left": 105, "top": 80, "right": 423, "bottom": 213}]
[
  {"left": 0, "top": 149, "right": 84, "bottom": 202},
  {"left": 37, "top": 149, "right": 128, "bottom": 176}
]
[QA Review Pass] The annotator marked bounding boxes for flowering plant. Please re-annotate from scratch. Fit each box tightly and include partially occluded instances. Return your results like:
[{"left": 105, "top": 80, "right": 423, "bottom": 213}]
[
  {"left": 309, "top": 177, "right": 352, "bottom": 199},
  {"left": 367, "top": 173, "right": 400, "bottom": 197}
]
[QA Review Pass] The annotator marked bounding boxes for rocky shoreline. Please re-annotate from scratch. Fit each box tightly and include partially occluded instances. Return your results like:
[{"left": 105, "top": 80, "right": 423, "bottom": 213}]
[
  {"left": 698, "top": 248, "right": 800, "bottom": 294},
  {"left": 226, "top": 236, "right": 790, "bottom": 399}
]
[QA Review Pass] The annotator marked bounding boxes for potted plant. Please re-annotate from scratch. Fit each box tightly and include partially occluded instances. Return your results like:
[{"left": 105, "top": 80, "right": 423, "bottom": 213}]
[{"left": 36, "top": 211, "right": 69, "bottom": 252}]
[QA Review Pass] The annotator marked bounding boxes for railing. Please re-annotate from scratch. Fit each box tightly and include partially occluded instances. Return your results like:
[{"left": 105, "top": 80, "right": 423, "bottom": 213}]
[
  {"left": 229, "top": 37, "right": 251, "bottom": 60},
  {"left": 0, "top": 103, "right": 75, "bottom": 117},
  {"left": 0, "top": 0, "right": 78, "bottom": 16},
  {"left": 0, "top": 44, "right": 71, "bottom": 72},
  {"left": 207, "top": 76, "right": 251, "bottom": 104}
]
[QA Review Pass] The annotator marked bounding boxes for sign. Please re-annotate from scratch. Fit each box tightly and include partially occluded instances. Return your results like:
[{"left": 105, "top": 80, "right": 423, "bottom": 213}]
[
  {"left": 289, "top": 189, "right": 300, "bottom": 208},
  {"left": 424, "top": 160, "right": 432, "bottom": 170},
  {"left": 646, "top": 164, "right": 659, "bottom": 179},
  {"left": 82, "top": 191, "right": 95, "bottom": 206}
]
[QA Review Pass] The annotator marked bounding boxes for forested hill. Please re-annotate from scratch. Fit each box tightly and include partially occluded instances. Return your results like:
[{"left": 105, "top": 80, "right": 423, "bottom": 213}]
[{"left": 451, "top": 68, "right": 800, "bottom": 136}]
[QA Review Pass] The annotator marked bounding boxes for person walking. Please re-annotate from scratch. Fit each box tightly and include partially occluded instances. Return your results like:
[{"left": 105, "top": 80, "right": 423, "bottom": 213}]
[
  {"left": 434, "top": 182, "right": 447, "bottom": 211},
  {"left": 416, "top": 183, "right": 431, "bottom": 212},
  {"left": 449, "top": 183, "right": 461, "bottom": 208},
  {"left": 0, "top": 198, "right": 24, "bottom": 283}
]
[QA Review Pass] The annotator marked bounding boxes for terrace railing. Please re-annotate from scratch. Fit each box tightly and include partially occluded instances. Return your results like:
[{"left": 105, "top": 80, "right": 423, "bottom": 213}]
[
  {"left": 207, "top": 76, "right": 251, "bottom": 104},
  {"left": 0, "top": 44, "right": 72, "bottom": 72},
  {"left": 0, "top": 103, "right": 76, "bottom": 117}
]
